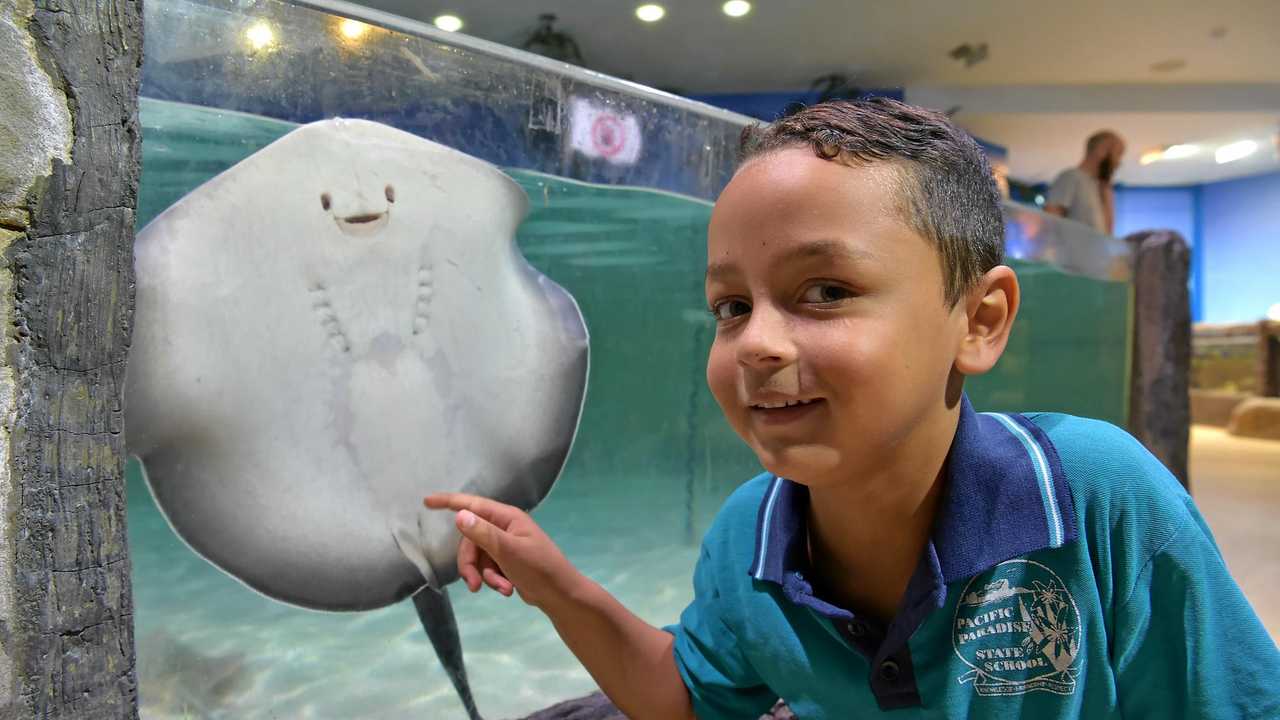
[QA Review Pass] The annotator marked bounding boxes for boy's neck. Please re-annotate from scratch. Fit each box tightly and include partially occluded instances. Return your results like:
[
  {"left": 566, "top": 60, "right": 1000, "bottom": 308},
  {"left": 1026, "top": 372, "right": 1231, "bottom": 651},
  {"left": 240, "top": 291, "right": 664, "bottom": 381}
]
[{"left": 803, "top": 400, "right": 960, "bottom": 623}]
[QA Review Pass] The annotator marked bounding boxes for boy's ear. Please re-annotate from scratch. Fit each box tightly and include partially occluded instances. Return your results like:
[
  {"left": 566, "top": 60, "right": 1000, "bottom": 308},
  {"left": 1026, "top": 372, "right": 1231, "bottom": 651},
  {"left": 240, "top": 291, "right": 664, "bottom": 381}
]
[{"left": 954, "top": 265, "right": 1020, "bottom": 376}]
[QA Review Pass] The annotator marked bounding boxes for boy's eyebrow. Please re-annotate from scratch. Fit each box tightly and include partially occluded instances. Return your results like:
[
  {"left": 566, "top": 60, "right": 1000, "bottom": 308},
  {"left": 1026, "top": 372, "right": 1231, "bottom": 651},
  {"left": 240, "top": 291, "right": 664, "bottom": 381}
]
[
  {"left": 705, "top": 239, "right": 875, "bottom": 282},
  {"left": 780, "top": 239, "right": 877, "bottom": 265},
  {"left": 704, "top": 261, "right": 738, "bottom": 283}
]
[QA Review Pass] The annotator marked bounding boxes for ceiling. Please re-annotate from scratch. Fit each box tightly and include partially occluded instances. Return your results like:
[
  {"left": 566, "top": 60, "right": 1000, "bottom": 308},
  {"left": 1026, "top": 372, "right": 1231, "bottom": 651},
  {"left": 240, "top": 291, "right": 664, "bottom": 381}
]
[
  {"left": 352, "top": 0, "right": 1280, "bottom": 185},
  {"left": 907, "top": 85, "right": 1280, "bottom": 185}
]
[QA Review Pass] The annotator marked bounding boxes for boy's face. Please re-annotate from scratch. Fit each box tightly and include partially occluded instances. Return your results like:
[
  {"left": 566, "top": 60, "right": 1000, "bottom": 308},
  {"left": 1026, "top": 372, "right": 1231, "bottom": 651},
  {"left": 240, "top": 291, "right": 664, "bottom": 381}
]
[{"left": 704, "top": 148, "right": 969, "bottom": 486}]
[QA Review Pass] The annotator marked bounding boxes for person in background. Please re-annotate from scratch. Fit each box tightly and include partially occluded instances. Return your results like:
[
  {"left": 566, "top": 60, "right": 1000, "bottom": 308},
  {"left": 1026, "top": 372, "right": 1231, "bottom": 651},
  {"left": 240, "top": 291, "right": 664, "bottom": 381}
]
[{"left": 1044, "top": 130, "right": 1125, "bottom": 235}]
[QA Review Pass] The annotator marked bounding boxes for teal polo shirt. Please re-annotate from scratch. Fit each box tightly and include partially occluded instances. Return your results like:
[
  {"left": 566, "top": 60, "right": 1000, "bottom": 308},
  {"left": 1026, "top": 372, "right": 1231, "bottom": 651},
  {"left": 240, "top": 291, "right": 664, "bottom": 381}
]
[{"left": 666, "top": 395, "right": 1280, "bottom": 719}]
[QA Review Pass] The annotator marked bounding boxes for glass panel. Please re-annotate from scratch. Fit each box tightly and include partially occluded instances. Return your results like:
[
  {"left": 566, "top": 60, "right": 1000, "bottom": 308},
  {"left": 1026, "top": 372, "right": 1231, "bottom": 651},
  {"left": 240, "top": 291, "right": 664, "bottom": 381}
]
[
  {"left": 967, "top": 258, "right": 1131, "bottom": 426},
  {"left": 130, "top": 0, "right": 1135, "bottom": 715},
  {"left": 132, "top": 98, "right": 755, "bottom": 719},
  {"left": 141, "top": 0, "right": 745, "bottom": 201},
  {"left": 1002, "top": 201, "right": 1133, "bottom": 283}
]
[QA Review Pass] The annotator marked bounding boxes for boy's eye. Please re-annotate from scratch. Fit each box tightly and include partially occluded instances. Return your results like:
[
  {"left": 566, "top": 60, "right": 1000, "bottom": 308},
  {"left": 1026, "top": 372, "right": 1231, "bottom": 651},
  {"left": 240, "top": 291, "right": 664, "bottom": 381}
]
[
  {"left": 710, "top": 299, "right": 751, "bottom": 321},
  {"left": 799, "top": 283, "right": 855, "bottom": 304}
]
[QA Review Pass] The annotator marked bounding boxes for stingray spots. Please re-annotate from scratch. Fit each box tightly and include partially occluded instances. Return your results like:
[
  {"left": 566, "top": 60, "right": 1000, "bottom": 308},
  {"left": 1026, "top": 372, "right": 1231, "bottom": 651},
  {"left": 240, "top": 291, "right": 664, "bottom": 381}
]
[
  {"left": 309, "top": 284, "right": 351, "bottom": 354},
  {"left": 385, "top": 184, "right": 396, "bottom": 203},
  {"left": 413, "top": 260, "right": 433, "bottom": 336},
  {"left": 320, "top": 193, "right": 332, "bottom": 211}
]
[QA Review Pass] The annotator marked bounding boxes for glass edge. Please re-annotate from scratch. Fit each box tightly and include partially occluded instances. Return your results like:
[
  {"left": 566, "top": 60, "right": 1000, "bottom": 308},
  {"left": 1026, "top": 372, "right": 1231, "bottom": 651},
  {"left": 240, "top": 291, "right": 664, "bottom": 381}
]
[
  {"left": 1001, "top": 199, "right": 1133, "bottom": 283},
  {"left": 286, "top": 0, "right": 756, "bottom": 128}
]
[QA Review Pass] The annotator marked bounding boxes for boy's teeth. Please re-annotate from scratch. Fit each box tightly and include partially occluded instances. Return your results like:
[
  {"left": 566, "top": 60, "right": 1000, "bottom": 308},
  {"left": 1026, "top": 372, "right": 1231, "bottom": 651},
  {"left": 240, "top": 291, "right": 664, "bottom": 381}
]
[{"left": 757, "top": 398, "right": 814, "bottom": 409}]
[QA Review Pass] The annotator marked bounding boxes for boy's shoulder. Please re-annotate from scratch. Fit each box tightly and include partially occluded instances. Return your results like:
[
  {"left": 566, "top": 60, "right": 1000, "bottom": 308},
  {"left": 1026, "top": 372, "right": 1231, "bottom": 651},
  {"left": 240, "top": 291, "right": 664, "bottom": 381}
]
[
  {"left": 1020, "top": 411, "right": 1186, "bottom": 500},
  {"left": 722, "top": 470, "right": 776, "bottom": 511},
  {"left": 1018, "top": 411, "right": 1197, "bottom": 555},
  {"left": 711, "top": 471, "right": 775, "bottom": 535},
  {"left": 697, "top": 472, "right": 774, "bottom": 566}
]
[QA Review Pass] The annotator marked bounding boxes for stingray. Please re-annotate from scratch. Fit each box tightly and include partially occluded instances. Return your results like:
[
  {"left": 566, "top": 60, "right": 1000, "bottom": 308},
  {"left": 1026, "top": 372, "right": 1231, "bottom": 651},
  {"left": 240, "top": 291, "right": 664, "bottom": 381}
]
[{"left": 126, "top": 118, "right": 590, "bottom": 719}]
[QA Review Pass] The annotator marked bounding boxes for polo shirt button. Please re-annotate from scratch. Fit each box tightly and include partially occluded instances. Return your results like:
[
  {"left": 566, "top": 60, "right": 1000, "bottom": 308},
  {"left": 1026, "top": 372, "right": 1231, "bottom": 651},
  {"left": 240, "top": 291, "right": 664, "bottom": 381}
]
[{"left": 878, "top": 660, "right": 901, "bottom": 683}]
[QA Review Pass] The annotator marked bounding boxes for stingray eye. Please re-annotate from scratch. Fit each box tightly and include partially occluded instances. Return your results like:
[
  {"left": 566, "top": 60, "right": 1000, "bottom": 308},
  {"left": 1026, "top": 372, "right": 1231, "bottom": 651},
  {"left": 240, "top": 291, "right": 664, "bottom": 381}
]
[
  {"left": 384, "top": 184, "right": 395, "bottom": 203},
  {"left": 320, "top": 193, "right": 332, "bottom": 211}
]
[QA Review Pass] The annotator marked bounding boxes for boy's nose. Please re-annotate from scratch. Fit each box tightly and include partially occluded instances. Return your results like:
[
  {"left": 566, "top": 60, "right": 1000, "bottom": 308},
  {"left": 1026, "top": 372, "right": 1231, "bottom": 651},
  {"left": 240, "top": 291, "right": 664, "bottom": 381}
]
[{"left": 735, "top": 305, "right": 797, "bottom": 368}]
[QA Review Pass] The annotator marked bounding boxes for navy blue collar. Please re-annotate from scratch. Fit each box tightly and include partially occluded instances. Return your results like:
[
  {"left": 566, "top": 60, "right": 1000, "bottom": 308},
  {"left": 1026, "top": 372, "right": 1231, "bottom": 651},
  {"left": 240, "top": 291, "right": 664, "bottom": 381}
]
[{"left": 749, "top": 393, "right": 1078, "bottom": 589}]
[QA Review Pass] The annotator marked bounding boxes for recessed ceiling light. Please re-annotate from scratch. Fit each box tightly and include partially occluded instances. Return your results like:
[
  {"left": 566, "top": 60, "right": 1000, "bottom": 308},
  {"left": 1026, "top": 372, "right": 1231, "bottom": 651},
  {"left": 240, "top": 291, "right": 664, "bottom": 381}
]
[
  {"left": 338, "top": 18, "right": 370, "bottom": 40},
  {"left": 1150, "top": 58, "right": 1186, "bottom": 73},
  {"left": 1215, "top": 140, "right": 1257, "bottom": 164},
  {"left": 245, "top": 21, "right": 275, "bottom": 50},
  {"left": 636, "top": 4, "right": 665, "bottom": 22},
  {"left": 1162, "top": 144, "right": 1199, "bottom": 160},
  {"left": 722, "top": 0, "right": 751, "bottom": 17},
  {"left": 434, "top": 14, "right": 463, "bottom": 32}
]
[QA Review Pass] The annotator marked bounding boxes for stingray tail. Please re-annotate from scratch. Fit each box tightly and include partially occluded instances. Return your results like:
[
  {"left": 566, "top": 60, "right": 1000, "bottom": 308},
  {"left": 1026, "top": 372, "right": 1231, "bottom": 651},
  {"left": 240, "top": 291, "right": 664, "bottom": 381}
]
[{"left": 412, "top": 586, "right": 483, "bottom": 720}]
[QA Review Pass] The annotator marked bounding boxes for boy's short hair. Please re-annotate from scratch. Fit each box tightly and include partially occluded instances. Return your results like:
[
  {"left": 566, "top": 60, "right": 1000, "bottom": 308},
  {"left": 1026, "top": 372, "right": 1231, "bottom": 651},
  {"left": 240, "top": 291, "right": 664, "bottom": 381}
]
[{"left": 738, "top": 98, "right": 1005, "bottom": 305}]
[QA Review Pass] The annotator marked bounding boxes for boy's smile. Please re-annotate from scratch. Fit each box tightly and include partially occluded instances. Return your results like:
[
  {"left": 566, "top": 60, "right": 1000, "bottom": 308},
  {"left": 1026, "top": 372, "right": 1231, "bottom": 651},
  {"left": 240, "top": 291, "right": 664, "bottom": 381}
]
[{"left": 704, "top": 147, "right": 970, "bottom": 488}]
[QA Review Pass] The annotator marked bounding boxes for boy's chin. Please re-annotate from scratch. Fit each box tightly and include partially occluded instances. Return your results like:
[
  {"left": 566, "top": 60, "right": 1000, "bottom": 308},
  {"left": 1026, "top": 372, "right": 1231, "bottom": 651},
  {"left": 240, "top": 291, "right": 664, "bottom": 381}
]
[{"left": 756, "top": 443, "right": 843, "bottom": 483}]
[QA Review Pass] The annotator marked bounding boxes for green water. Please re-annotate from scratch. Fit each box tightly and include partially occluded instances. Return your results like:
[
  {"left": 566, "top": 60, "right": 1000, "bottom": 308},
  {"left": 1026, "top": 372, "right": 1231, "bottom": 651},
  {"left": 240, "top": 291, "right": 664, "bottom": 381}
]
[{"left": 129, "top": 98, "right": 1131, "bottom": 718}]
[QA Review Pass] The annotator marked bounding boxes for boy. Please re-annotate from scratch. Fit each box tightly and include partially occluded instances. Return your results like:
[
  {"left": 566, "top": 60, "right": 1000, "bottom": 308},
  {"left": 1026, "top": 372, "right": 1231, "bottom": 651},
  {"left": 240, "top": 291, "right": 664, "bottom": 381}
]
[{"left": 426, "top": 99, "right": 1280, "bottom": 719}]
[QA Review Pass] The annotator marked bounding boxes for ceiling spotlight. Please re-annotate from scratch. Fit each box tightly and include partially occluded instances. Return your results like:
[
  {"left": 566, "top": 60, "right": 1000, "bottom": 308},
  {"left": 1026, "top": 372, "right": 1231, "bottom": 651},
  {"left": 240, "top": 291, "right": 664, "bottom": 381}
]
[
  {"left": 245, "top": 21, "right": 275, "bottom": 50},
  {"left": 434, "top": 14, "right": 463, "bottom": 32},
  {"left": 1162, "top": 144, "right": 1199, "bottom": 160},
  {"left": 1141, "top": 143, "right": 1201, "bottom": 165},
  {"left": 1215, "top": 140, "right": 1257, "bottom": 164},
  {"left": 338, "top": 18, "right": 370, "bottom": 40},
  {"left": 722, "top": 0, "right": 751, "bottom": 17},
  {"left": 636, "top": 4, "right": 666, "bottom": 22}
]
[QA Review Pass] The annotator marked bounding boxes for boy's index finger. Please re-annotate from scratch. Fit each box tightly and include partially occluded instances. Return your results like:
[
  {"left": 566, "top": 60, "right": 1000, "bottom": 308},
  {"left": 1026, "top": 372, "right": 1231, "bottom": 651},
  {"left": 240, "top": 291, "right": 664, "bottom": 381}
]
[{"left": 423, "top": 493, "right": 523, "bottom": 527}]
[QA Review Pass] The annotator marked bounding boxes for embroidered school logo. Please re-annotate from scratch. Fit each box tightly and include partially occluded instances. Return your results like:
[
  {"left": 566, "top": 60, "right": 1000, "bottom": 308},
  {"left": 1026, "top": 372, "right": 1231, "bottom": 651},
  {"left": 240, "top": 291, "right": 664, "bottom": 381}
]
[{"left": 952, "top": 559, "right": 1081, "bottom": 697}]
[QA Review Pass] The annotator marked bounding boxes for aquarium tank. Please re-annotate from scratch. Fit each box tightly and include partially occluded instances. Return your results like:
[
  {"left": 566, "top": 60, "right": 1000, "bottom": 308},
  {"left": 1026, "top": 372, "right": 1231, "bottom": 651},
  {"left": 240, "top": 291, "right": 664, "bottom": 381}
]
[{"left": 130, "top": 0, "right": 1134, "bottom": 716}]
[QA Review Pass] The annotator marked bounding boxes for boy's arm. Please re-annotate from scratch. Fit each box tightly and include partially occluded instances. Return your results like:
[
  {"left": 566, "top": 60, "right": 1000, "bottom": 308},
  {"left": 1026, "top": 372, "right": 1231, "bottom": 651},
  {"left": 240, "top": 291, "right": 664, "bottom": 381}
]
[
  {"left": 543, "top": 575, "right": 694, "bottom": 720},
  {"left": 424, "top": 493, "right": 695, "bottom": 720},
  {"left": 1111, "top": 503, "right": 1280, "bottom": 719}
]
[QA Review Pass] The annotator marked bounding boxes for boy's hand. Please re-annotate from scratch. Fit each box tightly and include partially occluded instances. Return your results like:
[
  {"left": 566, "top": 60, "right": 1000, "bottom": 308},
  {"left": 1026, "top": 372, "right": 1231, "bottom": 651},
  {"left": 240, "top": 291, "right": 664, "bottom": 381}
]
[
  {"left": 428, "top": 494, "right": 696, "bottom": 720},
  {"left": 423, "top": 493, "right": 579, "bottom": 611}
]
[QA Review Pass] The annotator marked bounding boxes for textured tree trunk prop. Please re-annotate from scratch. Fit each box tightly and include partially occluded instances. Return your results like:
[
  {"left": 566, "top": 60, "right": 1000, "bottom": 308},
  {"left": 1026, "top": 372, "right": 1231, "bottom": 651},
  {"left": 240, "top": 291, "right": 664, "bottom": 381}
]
[
  {"left": 1257, "top": 320, "right": 1279, "bottom": 399},
  {"left": 0, "top": 0, "right": 142, "bottom": 717},
  {"left": 1124, "top": 230, "right": 1191, "bottom": 489}
]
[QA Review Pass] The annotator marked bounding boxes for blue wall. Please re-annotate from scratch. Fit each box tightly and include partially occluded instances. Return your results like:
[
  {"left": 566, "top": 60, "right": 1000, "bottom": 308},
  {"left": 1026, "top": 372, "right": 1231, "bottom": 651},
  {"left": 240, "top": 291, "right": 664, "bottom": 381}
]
[
  {"left": 1115, "top": 171, "right": 1280, "bottom": 323},
  {"left": 1113, "top": 186, "right": 1202, "bottom": 319},
  {"left": 1199, "top": 172, "right": 1280, "bottom": 323},
  {"left": 1114, "top": 186, "right": 1197, "bottom": 242}
]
